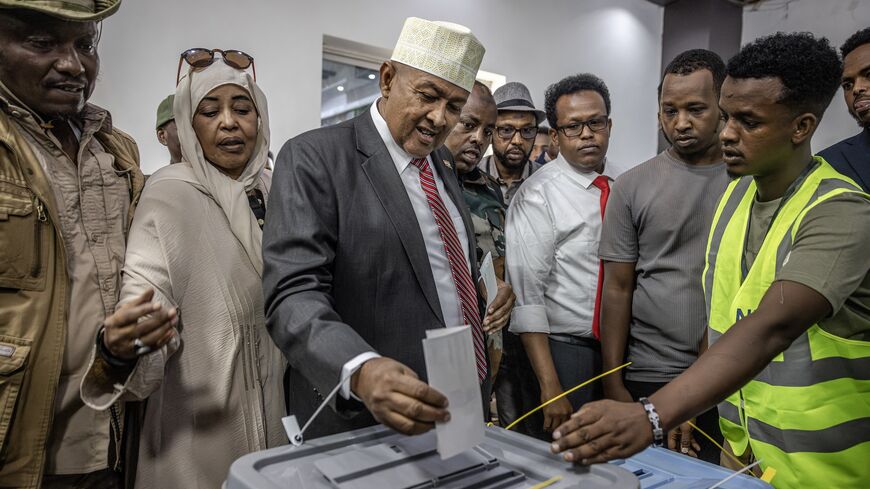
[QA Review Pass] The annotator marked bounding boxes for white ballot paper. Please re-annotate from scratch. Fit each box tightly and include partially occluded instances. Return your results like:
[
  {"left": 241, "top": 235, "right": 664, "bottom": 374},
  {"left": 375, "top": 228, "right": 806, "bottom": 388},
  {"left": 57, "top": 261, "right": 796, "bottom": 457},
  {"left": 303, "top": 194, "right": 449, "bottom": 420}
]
[
  {"left": 422, "top": 326, "right": 484, "bottom": 459},
  {"left": 479, "top": 252, "right": 498, "bottom": 310}
]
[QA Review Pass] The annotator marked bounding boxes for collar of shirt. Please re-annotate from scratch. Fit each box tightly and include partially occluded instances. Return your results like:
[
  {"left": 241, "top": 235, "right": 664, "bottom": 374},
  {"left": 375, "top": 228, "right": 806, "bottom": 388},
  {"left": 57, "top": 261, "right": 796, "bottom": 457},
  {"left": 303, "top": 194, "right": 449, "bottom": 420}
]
[
  {"left": 481, "top": 155, "right": 538, "bottom": 184},
  {"left": 369, "top": 100, "right": 428, "bottom": 173},
  {"left": 552, "top": 154, "right": 613, "bottom": 189},
  {"left": 460, "top": 166, "right": 488, "bottom": 186}
]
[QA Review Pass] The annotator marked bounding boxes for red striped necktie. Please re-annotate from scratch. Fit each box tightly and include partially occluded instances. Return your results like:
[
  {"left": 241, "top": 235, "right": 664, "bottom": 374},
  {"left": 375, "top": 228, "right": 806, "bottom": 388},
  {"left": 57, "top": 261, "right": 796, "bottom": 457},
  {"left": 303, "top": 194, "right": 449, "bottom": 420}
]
[
  {"left": 410, "top": 157, "right": 487, "bottom": 382},
  {"left": 591, "top": 175, "right": 611, "bottom": 340}
]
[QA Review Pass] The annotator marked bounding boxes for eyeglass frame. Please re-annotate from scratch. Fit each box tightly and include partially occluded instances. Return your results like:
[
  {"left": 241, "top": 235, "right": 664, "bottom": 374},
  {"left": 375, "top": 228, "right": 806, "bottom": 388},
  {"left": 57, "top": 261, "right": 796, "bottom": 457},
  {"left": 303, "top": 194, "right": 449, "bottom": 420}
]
[
  {"left": 555, "top": 116, "right": 610, "bottom": 137},
  {"left": 495, "top": 125, "right": 538, "bottom": 141},
  {"left": 176, "top": 48, "right": 256, "bottom": 85}
]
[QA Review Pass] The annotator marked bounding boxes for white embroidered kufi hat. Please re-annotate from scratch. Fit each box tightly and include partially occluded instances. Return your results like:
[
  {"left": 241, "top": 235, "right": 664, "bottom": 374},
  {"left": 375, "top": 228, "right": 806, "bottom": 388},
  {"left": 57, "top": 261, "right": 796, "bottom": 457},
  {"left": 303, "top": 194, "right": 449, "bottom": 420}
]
[{"left": 391, "top": 17, "right": 485, "bottom": 92}]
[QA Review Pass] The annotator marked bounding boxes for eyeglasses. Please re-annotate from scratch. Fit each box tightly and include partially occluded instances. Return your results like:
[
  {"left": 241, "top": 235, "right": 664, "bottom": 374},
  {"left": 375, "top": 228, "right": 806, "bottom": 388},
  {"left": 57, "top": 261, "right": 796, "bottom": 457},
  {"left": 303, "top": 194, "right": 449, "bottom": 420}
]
[
  {"left": 556, "top": 117, "right": 609, "bottom": 137},
  {"left": 176, "top": 48, "right": 256, "bottom": 84},
  {"left": 495, "top": 126, "right": 537, "bottom": 140}
]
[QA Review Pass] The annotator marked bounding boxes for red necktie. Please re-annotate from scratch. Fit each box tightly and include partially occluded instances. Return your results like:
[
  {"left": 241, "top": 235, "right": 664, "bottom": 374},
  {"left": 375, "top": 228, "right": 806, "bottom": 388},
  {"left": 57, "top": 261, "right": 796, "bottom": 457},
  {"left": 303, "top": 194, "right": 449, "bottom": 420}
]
[
  {"left": 591, "top": 175, "right": 611, "bottom": 340},
  {"left": 411, "top": 158, "right": 487, "bottom": 382}
]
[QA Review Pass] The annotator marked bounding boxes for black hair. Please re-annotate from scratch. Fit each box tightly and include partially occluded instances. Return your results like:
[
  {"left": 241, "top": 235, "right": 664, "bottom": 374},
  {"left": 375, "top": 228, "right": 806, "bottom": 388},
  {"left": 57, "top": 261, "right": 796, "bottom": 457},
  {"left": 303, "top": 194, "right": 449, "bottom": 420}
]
[
  {"left": 544, "top": 73, "right": 611, "bottom": 128},
  {"left": 726, "top": 32, "right": 842, "bottom": 117},
  {"left": 841, "top": 27, "right": 870, "bottom": 59},
  {"left": 657, "top": 49, "right": 726, "bottom": 98}
]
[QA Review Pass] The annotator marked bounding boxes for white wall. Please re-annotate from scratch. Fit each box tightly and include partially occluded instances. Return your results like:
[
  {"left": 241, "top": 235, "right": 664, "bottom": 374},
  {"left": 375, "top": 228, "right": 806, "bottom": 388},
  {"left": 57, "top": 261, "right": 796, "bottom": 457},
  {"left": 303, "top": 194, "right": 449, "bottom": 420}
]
[
  {"left": 742, "top": 0, "right": 870, "bottom": 154},
  {"left": 91, "top": 0, "right": 664, "bottom": 174}
]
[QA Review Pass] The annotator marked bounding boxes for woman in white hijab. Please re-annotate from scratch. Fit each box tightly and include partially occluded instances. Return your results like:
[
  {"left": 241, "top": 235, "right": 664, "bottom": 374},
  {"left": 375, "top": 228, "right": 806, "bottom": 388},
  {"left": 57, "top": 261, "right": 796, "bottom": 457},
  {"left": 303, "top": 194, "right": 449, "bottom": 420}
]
[{"left": 81, "top": 57, "right": 285, "bottom": 488}]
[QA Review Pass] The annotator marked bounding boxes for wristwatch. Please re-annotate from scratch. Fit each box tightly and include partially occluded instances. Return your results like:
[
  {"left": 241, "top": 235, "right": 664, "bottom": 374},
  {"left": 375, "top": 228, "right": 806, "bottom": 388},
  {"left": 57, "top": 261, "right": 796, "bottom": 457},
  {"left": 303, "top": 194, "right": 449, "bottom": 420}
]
[{"left": 638, "top": 397, "right": 664, "bottom": 447}]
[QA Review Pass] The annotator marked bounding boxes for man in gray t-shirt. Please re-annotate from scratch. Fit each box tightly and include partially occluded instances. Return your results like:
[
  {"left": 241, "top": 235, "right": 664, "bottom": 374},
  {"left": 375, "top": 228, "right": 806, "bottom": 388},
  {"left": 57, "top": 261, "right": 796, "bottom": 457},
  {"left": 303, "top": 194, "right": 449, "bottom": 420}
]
[{"left": 598, "top": 50, "right": 729, "bottom": 463}]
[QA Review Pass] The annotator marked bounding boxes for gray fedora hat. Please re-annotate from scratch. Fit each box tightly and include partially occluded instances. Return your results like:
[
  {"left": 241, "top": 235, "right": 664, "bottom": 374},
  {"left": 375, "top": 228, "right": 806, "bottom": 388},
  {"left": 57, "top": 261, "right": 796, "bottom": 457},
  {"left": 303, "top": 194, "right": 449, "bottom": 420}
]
[{"left": 493, "top": 81, "right": 545, "bottom": 125}]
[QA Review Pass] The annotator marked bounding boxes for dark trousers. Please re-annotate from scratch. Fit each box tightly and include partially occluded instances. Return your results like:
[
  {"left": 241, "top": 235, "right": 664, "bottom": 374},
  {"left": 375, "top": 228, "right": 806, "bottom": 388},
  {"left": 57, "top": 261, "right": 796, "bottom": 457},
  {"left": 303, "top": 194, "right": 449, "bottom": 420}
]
[
  {"left": 548, "top": 334, "right": 603, "bottom": 410},
  {"left": 624, "top": 379, "right": 723, "bottom": 465},
  {"left": 494, "top": 331, "right": 547, "bottom": 440}
]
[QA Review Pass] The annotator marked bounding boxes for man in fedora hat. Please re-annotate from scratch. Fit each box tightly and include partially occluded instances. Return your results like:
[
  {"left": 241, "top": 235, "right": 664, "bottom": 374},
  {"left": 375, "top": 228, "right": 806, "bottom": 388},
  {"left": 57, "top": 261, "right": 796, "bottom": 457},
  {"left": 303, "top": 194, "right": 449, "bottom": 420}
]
[
  {"left": 477, "top": 81, "right": 545, "bottom": 205},
  {"left": 0, "top": 1, "right": 174, "bottom": 487},
  {"left": 265, "top": 18, "right": 511, "bottom": 438}
]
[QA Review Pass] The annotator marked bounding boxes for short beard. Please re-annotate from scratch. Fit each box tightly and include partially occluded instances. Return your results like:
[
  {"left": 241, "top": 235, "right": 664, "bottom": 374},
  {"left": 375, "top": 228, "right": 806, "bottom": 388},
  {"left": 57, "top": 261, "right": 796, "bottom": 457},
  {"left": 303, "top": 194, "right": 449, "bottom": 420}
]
[{"left": 493, "top": 147, "right": 531, "bottom": 170}]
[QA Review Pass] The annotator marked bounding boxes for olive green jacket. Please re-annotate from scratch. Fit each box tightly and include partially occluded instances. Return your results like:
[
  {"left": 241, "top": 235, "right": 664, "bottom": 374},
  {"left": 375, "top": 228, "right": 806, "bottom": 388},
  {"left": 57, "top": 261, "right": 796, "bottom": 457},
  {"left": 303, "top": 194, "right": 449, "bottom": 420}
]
[{"left": 0, "top": 107, "right": 143, "bottom": 488}]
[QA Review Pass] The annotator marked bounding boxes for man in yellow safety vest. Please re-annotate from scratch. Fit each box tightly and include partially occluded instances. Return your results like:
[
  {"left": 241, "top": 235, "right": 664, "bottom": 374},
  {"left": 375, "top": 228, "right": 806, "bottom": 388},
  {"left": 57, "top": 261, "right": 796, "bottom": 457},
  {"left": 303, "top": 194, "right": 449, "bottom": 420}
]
[{"left": 548, "top": 32, "right": 870, "bottom": 489}]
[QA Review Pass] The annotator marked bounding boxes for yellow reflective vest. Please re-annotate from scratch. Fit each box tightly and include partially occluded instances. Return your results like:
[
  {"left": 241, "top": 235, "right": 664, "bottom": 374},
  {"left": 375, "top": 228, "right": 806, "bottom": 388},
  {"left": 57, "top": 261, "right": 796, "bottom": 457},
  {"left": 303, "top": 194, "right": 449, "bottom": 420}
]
[{"left": 703, "top": 157, "right": 870, "bottom": 489}]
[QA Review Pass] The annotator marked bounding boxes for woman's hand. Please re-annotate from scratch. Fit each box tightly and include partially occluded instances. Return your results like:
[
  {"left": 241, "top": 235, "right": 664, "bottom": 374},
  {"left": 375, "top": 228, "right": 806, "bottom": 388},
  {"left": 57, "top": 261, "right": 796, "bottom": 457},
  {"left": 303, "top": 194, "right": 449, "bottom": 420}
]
[
  {"left": 550, "top": 399, "right": 652, "bottom": 464},
  {"left": 103, "top": 288, "right": 177, "bottom": 360}
]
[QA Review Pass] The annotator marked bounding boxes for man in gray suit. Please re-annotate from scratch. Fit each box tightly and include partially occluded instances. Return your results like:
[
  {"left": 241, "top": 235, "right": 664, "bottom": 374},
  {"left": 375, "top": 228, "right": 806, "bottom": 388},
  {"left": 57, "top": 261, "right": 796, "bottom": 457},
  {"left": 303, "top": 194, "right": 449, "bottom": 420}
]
[{"left": 264, "top": 18, "right": 505, "bottom": 438}]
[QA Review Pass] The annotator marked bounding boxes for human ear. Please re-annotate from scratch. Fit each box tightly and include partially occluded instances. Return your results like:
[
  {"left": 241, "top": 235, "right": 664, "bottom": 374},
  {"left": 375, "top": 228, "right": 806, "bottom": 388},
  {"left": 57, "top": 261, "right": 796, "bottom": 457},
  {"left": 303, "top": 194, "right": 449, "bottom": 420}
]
[
  {"left": 791, "top": 112, "right": 817, "bottom": 145},
  {"left": 379, "top": 61, "right": 396, "bottom": 99},
  {"left": 157, "top": 129, "right": 168, "bottom": 147}
]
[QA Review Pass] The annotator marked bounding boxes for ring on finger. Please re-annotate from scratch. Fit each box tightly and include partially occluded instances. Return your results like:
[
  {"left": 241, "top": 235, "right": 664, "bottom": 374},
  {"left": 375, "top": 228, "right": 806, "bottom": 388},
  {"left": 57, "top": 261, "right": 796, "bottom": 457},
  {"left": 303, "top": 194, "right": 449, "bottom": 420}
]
[{"left": 133, "top": 338, "right": 152, "bottom": 356}]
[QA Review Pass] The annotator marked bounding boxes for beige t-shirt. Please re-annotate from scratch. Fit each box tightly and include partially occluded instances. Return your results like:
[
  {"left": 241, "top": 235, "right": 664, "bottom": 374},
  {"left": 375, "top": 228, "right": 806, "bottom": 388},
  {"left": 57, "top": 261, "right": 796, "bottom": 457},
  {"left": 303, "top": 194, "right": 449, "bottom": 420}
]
[{"left": 747, "top": 193, "right": 870, "bottom": 341}]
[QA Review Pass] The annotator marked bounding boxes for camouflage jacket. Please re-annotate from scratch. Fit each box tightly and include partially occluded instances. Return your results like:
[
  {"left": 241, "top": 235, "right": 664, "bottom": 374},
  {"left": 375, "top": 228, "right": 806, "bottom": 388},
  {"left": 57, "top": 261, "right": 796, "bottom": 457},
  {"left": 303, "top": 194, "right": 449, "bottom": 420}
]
[{"left": 459, "top": 167, "right": 506, "bottom": 264}]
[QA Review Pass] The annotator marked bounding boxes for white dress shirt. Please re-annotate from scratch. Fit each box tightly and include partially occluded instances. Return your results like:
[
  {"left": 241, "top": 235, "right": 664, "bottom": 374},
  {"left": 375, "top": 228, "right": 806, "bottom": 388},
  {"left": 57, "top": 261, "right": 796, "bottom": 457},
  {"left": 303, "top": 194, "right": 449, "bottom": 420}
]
[
  {"left": 340, "top": 102, "right": 472, "bottom": 398},
  {"left": 506, "top": 155, "right": 622, "bottom": 337}
]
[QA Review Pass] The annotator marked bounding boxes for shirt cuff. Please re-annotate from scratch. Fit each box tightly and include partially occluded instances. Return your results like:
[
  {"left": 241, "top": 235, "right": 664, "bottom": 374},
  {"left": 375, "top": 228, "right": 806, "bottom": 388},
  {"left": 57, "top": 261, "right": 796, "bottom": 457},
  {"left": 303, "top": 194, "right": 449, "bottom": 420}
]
[
  {"left": 598, "top": 252, "right": 638, "bottom": 263},
  {"left": 340, "top": 351, "right": 382, "bottom": 400},
  {"left": 509, "top": 304, "right": 550, "bottom": 334}
]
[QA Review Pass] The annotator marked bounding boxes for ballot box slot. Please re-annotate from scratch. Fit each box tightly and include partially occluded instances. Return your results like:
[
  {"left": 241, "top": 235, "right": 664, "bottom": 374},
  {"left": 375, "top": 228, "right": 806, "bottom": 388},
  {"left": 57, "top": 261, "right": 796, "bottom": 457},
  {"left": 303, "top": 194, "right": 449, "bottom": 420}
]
[
  {"left": 329, "top": 447, "right": 433, "bottom": 483},
  {"left": 314, "top": 438, "right": 528, "bottom": 489}
]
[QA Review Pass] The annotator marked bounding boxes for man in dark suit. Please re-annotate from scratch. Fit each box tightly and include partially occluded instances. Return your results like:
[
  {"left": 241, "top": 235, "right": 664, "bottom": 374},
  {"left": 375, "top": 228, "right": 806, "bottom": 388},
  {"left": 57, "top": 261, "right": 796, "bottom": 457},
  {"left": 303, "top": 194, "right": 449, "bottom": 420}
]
[
  {"left": 263, "top": 18, "right": 507, "bottom": 438},
  {"left": 819, "top": 27, "right": 869, "bottom": 191}
]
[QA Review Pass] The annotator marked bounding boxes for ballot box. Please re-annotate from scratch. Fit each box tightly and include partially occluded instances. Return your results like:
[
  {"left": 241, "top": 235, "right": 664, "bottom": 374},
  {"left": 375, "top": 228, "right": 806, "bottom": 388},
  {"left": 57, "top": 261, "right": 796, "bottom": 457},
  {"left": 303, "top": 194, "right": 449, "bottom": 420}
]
[{"left": 225, "top": 425, "right": 770, "bottom": 489}]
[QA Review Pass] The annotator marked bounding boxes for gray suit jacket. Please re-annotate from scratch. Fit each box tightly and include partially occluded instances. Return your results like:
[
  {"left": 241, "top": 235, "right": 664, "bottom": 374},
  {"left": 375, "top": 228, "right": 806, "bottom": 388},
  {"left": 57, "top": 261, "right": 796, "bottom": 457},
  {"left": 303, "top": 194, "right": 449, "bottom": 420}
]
[{"left": 263, "top": 110, "right": 484, "bottom": 438}]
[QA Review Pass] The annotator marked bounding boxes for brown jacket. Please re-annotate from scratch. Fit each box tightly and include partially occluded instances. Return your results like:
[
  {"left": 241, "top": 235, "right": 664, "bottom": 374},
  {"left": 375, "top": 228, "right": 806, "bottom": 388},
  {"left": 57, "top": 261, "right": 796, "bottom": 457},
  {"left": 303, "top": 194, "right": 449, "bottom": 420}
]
[{"left": 0, "top": 107, "right": 144, "bottom": 488}]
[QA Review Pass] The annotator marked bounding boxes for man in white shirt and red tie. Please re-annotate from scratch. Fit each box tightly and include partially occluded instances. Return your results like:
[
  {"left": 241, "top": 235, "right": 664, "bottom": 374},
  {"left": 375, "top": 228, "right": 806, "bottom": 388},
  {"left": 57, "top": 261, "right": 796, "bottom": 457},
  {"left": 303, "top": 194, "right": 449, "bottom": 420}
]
[
  {"left": 505, "top": 73, "right": 624, "bottom": 437},
  {"left": 264, "top": 18, "right": 512, "bottom": 438}
]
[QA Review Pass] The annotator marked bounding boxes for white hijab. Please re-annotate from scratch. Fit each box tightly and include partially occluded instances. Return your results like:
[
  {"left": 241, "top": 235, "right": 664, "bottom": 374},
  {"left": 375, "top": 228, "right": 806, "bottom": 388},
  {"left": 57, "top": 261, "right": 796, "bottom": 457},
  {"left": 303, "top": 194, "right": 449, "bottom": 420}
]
[{"left": 151, "top": 61, "right": 270, "bottom": 276}]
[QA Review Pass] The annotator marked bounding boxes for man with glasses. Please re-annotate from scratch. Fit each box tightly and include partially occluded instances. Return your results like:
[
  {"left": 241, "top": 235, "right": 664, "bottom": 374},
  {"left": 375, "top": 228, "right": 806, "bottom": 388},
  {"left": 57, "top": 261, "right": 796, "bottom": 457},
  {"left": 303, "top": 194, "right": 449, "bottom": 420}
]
[
  {"left": 598, "top": 50, "right": 729, "bottom": 463},
  {"left": 477, "top": 82, "right": 544, "bottom": 205},
  {"left": 0, "top": 1, "right": 174, "bottom": 488},
  {"left": 506, "top": 73, "right": 623, "bottom": 438}
]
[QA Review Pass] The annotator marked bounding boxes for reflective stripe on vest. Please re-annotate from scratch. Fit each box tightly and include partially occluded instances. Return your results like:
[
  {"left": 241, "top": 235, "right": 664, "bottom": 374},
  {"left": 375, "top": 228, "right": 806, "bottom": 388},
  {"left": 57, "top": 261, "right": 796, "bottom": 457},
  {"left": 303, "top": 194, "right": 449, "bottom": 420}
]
[{"left": 703, "top": 157, "right": 870, "bottom": 489}]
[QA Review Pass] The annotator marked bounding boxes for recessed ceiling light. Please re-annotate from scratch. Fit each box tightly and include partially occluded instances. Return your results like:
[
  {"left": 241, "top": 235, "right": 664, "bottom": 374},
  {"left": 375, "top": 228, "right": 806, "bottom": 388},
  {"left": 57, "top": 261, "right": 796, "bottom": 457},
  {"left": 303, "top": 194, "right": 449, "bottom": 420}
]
[
  {"left": 337, "top": 86, "right": 345, "bottom": 92},
  {"left": 368, "top": 73, "right": 376, "bottom": 80}
]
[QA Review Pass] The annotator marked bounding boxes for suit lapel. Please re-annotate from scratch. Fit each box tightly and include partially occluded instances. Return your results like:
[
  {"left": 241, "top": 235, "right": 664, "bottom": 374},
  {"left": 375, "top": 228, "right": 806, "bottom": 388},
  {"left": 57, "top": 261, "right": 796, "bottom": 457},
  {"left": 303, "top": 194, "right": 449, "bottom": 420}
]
[{"left": 355, "top": 112, "right": 446, "bottom": 326}]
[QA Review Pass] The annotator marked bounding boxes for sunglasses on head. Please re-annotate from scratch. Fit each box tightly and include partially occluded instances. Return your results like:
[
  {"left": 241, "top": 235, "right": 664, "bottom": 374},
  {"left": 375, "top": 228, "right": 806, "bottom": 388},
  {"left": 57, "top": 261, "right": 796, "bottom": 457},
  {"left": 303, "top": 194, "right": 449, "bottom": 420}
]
[{"left": 176, "top": 48, "right": 256, "bottom": 84}]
